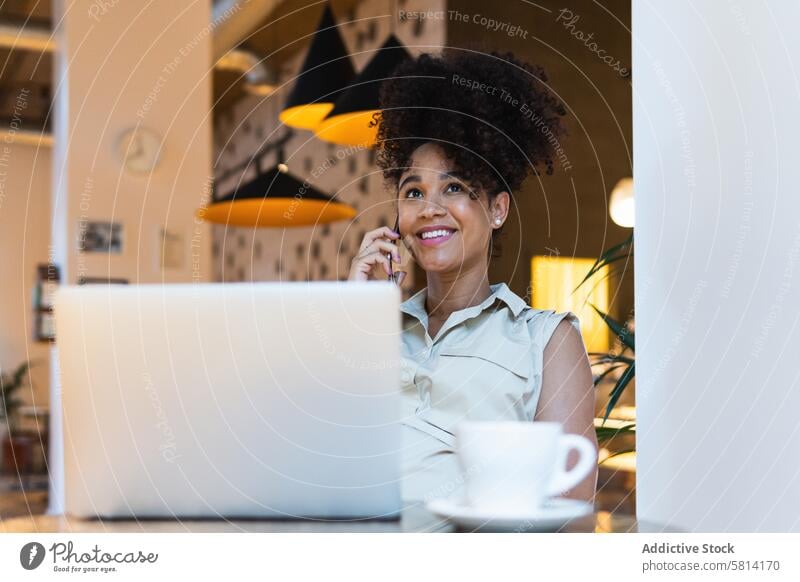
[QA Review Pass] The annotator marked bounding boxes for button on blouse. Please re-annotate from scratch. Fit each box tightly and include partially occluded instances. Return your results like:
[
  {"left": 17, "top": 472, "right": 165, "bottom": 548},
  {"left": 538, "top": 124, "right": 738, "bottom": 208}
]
[{"left": 398, "top": 282, "right": 582, "bottom": 503}]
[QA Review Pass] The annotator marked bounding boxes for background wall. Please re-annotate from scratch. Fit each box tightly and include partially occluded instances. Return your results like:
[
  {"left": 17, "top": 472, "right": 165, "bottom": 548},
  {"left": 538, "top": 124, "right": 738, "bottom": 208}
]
[
  {"left": 447, "top": 0, "right": 634, "bottom": 324},
  {"left": 212, "top": 0, "right": 446, "bottom": 296},
  {"left": 634, "top": 0, "right": 800, "bottom": 531},
  {"left": 51, "top": 1, "right": 213, "bottom": 288}
]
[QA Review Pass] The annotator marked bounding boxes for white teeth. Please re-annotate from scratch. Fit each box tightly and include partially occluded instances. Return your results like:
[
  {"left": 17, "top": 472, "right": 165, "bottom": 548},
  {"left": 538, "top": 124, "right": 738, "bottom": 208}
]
[{"left": 420, "top": 229, "right": 453, "bottom": 240}]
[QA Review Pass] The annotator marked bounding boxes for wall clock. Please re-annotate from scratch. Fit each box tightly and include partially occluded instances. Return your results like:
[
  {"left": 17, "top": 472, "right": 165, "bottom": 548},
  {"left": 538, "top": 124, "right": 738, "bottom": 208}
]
[{"left": 116, "top": 126, "right": 163, "bottom": 174}]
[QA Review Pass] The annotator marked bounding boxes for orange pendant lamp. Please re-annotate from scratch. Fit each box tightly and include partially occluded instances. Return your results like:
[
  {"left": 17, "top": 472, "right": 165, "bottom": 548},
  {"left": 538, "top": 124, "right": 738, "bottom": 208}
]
[
  {"left": 199, "top": 164, "right": 356, "bottom": 228},
  {"left": 314, "top": 34, "right": 410, "bottom": 148},
  {"left": 279, "top": 3, "right": 355, "bottom": 131}
]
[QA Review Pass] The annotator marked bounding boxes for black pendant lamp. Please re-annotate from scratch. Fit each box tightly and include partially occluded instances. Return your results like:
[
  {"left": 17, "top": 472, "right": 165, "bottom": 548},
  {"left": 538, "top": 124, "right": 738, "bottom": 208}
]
[
  {"left": 199, "top": 165, "right": 356, "bottom": 228},
  {"left": 279, "top": 3, "right": 355, "bottom": 131},
  {"left": 314, "top": 34, "right": 411, "bottom": 148}
]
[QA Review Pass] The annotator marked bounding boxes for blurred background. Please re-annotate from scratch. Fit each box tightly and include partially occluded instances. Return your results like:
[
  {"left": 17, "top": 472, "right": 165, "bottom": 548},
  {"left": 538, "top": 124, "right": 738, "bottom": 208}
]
[{"left": 0, "top": 0, "right": 634, "bottom": 518}]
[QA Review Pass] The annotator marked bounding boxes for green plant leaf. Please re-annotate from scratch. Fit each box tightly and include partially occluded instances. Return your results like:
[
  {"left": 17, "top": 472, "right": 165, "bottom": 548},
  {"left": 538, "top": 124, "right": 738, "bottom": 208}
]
[
  {"left": 590, "top": 353, "right": 635, "bottom": 366},
  {"left": 1, "top": 361, "right": 34, "bottom": 422},
  {"left": 12, "top": 361, "right": 31, "bottom": 386},
  {"left": 592, "top": 363, "right": 626, "bottom": 387},
  {"left": 591, "top": 305, "right": 635, "bottom": 351},
  {"left": 595, "top": 423, "right": 636, "bottom": 443},
  {"left": 573, "top": 254, "right": 631, "bottom": 295},
  {"left": 603, "top": 362, "right": 635, "bottom": 424},
  {"left": 1, "top": 361, "right": 33, "bottom": 398},
  {"left": 573, "top": 234, "right": 633, "bottom": 292}
]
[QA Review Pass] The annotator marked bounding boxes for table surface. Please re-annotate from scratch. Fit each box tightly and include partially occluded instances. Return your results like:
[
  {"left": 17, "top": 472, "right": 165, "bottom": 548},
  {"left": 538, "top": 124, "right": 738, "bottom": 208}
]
[{"left": 1, "top": 504, "right": 680, "bottom": 533}]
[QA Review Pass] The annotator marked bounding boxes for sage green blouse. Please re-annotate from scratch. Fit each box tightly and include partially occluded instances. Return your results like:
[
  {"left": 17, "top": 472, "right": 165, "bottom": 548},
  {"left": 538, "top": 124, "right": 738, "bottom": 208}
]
[{"left": 398, "top": 281, "right": 581, "bottom": 503}]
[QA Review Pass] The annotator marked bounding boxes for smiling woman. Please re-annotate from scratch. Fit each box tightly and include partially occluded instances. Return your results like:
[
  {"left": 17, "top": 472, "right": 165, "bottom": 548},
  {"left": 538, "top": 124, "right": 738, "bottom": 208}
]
[{"left": 347, "top": 50, "right": 597, "bottom": 506}]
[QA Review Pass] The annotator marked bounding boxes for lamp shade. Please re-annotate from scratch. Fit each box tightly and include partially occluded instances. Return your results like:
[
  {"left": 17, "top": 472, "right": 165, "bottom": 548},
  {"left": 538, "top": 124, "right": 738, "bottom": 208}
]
[
  {"left": 279, "top": 4, "right": 355, "bottom": 130},
  {"left": 314, "top": 34, "right": 411, "bottom": 147},
  {"left": 198, "top": 166, "right": 357, "bottom": 227}
]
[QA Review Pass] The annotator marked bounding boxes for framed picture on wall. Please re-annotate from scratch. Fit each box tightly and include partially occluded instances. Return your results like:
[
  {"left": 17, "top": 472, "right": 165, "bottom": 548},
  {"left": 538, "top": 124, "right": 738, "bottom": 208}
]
[
  {"left": 33, "top": 263, "right": 60, "bottom": 342},
  {"left": 77, "top": 276, "right": 129, "bottom": 285},
  {"left": 79, "top": 221, "right": 123, "bottom": 253},
  {"left": 157, "top": 227, "right": 185, "bottom": 270}
]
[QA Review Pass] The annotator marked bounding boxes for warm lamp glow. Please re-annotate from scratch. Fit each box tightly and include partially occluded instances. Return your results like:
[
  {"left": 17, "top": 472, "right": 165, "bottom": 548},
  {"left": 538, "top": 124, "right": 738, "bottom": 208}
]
[
  {"left": 198, "top": 198, "right": 356, "bottom": 227},
  {"left": 609, "top": 177, "right": 634, "bottom": 228},
  {"left": 279, "top": 103, "right": 335, "bottom": 131},
  {"left": 279, "top": 4, "right": 355, "bottom": 131},
  {"left": 314, "top": 35, "right": 409, "bottom": 148},
  {"left": 244, "top": 83, "right": 278, "bottom": 97},
  {"left": 197, "top": 166, "right": 356, "bottom": 228},
  {"left": 314, "top": 110, "right": 380, "bottom": 147},
  {"left": 530, "top": 256, "right": 610, "bottom": 353}
]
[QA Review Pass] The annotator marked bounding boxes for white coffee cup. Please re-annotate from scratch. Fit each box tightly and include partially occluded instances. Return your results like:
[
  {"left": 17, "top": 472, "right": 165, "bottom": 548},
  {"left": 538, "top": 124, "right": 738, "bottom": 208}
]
[{"left": 455, "top": 421, "right": 596, "bottom": 514}]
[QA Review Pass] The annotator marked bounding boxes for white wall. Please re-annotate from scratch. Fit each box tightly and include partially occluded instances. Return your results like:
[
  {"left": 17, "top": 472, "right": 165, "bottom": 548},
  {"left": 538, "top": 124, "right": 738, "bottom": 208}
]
[
  {"left": 634, "top": 0, "right": 800, "bottom": 531},
  {"left": 49, "top": 0, "right": 213, "bottom": 513},
  {"left": 52, "top": 0, "right": 212, "bottom": 286},
  {"left": 0, "top": 144, "right": 52, "bottom": 408}
]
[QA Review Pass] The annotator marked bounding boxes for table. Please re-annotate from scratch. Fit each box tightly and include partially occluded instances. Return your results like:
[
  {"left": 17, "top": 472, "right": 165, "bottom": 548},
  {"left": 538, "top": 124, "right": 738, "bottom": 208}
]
[{"left": 1, "top": 504, "right": 680, "bottom": 533}]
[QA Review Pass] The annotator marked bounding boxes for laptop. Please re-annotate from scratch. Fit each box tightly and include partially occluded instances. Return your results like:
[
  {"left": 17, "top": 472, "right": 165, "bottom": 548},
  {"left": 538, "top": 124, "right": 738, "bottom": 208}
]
[{"left": 54, "top": 281, "right": 403, "bottom": 520}]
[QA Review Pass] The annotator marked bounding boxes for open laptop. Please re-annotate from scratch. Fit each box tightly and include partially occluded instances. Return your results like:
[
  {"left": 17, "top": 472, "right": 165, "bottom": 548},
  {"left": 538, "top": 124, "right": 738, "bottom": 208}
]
[{"left": 54, "top": 281, "right": 403, "bottom": 520}]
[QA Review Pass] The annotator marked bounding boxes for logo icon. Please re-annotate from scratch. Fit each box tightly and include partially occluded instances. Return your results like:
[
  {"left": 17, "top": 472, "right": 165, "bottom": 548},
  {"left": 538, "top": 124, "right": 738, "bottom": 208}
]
[{"left": 20, "top": 542, "right": 46, "bottom": 570}]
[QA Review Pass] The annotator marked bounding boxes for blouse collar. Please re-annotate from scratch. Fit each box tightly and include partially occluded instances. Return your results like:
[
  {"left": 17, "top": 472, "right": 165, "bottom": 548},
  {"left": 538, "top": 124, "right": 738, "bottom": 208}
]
[{"left": 399, "top": 281, "right": 527, "bottom": 323}]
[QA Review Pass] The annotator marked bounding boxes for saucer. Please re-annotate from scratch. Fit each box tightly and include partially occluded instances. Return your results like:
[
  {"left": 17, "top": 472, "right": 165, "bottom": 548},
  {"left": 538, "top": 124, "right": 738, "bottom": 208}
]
[{"left": 426, "top": 496, "right": 594, "bottom": 532}]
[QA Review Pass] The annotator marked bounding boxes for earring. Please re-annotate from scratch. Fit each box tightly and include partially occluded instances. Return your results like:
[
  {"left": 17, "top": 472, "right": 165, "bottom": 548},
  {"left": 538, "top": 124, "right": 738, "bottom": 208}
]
[{"left": 494, "top": 218, "right": 502, "bottom": 225}]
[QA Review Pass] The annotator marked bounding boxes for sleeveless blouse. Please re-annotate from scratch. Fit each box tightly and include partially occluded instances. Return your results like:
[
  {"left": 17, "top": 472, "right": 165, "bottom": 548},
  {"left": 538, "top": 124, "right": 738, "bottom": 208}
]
[{"left": 398, "top": 282, "right": 581, "bottom": 503}]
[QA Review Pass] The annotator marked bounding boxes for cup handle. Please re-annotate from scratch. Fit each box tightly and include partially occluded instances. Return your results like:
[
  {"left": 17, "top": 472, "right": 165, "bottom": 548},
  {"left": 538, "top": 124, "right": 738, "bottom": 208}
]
[{"left": 545, "top": 434, "right": 596, "bottom": 496}]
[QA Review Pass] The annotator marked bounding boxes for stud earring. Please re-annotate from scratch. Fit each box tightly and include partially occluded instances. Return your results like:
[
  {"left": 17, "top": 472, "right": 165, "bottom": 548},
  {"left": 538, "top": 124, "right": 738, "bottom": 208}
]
[{"left": 494, "top": 218, "right": 502, "bottom": 225}]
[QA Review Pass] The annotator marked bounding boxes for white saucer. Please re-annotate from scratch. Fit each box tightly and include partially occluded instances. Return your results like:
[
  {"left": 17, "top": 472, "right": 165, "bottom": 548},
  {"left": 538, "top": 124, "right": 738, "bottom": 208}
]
[{"left": 426, "top": 497, "right": 594, "bottom": 532}]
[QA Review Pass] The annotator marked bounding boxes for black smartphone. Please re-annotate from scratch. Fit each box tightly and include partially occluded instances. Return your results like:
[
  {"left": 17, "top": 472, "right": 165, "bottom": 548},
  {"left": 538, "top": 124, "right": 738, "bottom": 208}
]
[{"left": 388, "top": 214, "right": 400, "bottom": 282}]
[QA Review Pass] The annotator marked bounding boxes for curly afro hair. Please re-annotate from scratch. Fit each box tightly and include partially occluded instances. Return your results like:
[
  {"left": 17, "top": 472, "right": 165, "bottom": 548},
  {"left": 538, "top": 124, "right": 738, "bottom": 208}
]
[{"left": 375, "top": 50, "right": 567, "bottom": 257}]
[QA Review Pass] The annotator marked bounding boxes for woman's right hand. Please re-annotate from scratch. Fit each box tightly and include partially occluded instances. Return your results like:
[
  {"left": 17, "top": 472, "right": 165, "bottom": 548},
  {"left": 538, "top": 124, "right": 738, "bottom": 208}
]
[{"left": 348, "top": 226, "right": 406, "bottom": 284}]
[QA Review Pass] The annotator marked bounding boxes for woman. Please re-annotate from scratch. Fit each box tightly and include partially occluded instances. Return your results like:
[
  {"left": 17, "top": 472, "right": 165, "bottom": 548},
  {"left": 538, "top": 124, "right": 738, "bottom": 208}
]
[{"left": 348, "top": 51, "right": 597, "bottom": 505}]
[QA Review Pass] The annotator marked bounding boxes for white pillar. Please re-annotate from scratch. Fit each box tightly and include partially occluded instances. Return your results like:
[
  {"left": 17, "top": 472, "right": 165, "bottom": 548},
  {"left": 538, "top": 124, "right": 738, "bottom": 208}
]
[
  {"left": 49, "top": 0, "right": 212, "bottom": 513},
  {"left": 634, "top": 0, "right": 800, "bottom": 531}
]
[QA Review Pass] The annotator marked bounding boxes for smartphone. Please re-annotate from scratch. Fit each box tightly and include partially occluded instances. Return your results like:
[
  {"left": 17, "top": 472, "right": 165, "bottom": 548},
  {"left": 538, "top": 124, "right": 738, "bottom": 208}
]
[{"left": 388, "top": 214, "right": 400, "bottom": 283}]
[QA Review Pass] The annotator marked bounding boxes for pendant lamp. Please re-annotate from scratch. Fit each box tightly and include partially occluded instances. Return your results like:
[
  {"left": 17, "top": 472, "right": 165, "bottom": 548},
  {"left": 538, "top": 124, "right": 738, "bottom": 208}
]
[
  {"left": 314, "top": 34, "right": 411, "bottom": 148},
  {"left": 279, "top": 3, "right": 355, "bottom": 130},
  {"left": 198, "top": 165, "right": 356, "bottom": 227},
  {"left": 609, "top": 177, "right": 634, "bottom": 228}
]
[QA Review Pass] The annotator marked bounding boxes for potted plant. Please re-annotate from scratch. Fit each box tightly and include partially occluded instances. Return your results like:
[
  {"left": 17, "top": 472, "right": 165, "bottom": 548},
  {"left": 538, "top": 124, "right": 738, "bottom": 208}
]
[
  {"left": 574, "top": 234, "right": 636, "bottom": 458},
  {"left": 0, "top": 361, "right": 35, "bottom": 474}
]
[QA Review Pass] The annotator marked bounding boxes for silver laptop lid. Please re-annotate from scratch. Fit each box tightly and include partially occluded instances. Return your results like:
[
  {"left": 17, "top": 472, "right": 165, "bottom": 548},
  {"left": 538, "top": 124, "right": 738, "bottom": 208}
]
[{"left": 55, "top": 281, "right": 402, "bottom": 519}]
